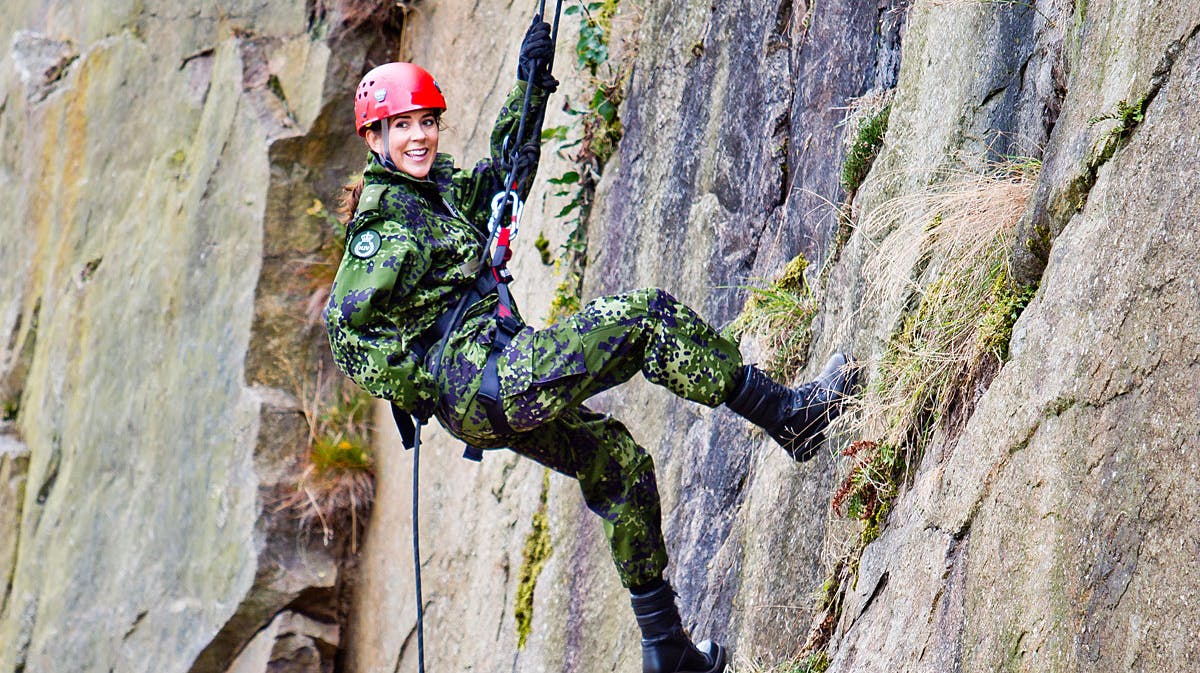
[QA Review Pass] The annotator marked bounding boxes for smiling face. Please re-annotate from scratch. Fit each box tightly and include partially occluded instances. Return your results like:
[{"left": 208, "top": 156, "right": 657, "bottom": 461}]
[{"left": 365, "top": 108, "right": 441, "bottom": 178}]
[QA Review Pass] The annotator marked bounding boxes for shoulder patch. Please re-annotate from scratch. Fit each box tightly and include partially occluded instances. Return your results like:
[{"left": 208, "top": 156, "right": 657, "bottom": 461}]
[{"left": 350, "top": 228, "right": 382, "bottom": 259}]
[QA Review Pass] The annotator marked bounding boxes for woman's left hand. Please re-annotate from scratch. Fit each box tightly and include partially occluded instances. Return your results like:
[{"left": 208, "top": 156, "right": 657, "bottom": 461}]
[{"left": 518, "top": 16, "right": 559, "bottom": 92}]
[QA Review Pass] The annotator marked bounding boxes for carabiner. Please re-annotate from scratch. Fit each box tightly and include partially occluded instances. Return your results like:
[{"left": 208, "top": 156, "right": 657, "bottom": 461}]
[{"left": 489, "top": 190, "right": 525, "bottom": 236}]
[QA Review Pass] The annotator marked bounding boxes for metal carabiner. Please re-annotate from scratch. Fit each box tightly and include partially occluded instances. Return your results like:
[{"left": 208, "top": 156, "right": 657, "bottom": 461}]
[
  {"left": 487, "top": 189, "right": 525, "bottom": 255},
  {"left": 490, "top": 190, "right": 524, "bottom": 231}
]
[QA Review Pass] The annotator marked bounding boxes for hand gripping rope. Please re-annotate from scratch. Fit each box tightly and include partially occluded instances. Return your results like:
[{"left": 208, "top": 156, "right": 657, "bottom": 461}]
[{"left": 399, "top": 2, "right": 564, "bottom": 672}]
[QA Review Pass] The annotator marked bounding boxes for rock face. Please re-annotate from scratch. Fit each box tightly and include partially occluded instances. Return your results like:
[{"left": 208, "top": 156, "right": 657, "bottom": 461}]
[
  {"left": 0, "top": 2, "right": 399, "bottom": 672},
  {"left": 2, "top": 1, "right": 1198, "bottom": 672}
]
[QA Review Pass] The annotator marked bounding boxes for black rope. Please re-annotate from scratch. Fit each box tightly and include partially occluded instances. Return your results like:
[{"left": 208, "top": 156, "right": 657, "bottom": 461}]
[
  {"left": 484, "top": 0, "right": 566, "bottom": 266},
  {"left": 412, "top": 422, "right": 426, "bottom": 673},
  {"left": 529, "top": 0, "right": 566, "bottom": 145}
]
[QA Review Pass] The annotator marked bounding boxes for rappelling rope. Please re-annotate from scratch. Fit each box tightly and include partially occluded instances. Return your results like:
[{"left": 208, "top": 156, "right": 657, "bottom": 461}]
[
  {"left": 411, "top": 419, "right": 427, "bottom": 671},
  {"left": 409, "top": 2, "right": 563, "bottom": 671}
]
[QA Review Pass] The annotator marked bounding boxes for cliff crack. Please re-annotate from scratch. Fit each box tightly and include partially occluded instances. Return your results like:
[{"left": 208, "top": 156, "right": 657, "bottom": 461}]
[
  {"left": 122, "top": 610, "right": 149, "bottom": 642},
  {"left": 860, "top": 570, "right": 890, "bottom": 616},
  {"left": 766, "top": 0, "right": 794, "bottom": 54},
  {"left": 1071, "top": 19, "right": 1200, "bottom": 215},
  {"left": 951, "top": 422, "right": 1038, "bottom": 540},
  {"left": 34, "top": 441, "right": 61, "bottom": 506},
  {"left": 392, "top": 621, "right": 418, "bottom": 673},
  {"left": 11, "top": 31, "right": 79, "bottom": 103}
]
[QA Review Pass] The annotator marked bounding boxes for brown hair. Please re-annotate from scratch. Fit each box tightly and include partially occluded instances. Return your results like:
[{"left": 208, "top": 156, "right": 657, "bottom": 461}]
[{"left": 338, "top": 178, "right": 365, "bottom": 225}]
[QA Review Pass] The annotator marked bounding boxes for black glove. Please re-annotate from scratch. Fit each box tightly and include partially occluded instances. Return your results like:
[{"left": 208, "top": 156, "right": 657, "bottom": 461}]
[{"left": 518, "top": 16, "right": 559, "bottom": 92}]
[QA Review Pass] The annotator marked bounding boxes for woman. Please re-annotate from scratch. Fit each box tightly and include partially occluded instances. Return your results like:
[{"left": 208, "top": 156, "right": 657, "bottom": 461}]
[{"left": 325, "top": 20, "right": 855, "bottom": 673}]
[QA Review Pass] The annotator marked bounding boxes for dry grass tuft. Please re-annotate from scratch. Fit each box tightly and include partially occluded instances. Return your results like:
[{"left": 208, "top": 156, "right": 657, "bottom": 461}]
[
  {"left": 791, "top": 158, "right": 1039, "bottom": 666},
  {"left": 851, "top": 161, "right": 1037, "bottom": 450},
  {"left": 278, "top": 367, "right": 377, "bottom": 551},
  {"left": 728, "top": 650, "right": 831, "bottom": 673}
]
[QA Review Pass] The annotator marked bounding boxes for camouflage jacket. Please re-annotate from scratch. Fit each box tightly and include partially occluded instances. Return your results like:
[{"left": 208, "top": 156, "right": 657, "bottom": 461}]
[{"left": 325, "top": 82, "right": 545, "bottom": 420}]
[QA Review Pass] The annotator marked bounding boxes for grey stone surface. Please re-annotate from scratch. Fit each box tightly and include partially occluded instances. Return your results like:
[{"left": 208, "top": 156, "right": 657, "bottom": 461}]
[
  {"left": 818, "top": 2, "right": 1200, "bottom": 672},
  {"left": 0, "top": 3, "right": 383, "bottom": 672},
  {"left": 3, "top": 0, "right": 1199, "bottom": 672}
]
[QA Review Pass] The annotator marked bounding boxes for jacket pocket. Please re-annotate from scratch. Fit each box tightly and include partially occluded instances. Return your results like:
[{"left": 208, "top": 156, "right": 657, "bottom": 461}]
[{"left": 497, "top": 325, "right": 589, "bottom": 398}]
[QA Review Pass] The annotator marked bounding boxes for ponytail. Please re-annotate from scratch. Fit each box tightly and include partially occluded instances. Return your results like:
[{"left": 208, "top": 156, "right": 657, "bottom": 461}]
[{"left": 338, "top": 178, "right": 365, "bottom": 226}]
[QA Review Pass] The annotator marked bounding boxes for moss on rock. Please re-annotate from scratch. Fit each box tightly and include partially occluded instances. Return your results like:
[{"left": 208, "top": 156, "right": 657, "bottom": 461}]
[{"left": 514, "top": 469, "right": 553, "bottom": 649}]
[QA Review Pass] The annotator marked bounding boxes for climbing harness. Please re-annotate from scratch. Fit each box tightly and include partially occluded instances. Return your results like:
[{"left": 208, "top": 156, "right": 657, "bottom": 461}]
[{"left": 385, "top": 2, "right": 565, "bottom": 671}]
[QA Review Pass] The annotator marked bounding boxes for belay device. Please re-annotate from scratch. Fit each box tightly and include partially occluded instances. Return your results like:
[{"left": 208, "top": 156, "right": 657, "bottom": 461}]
[{"left": 388, "top": 2, "right": 564, "bottom": 671}]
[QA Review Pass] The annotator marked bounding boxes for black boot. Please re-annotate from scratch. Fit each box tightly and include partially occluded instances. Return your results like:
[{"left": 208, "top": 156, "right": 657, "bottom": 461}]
[
  {"left": 725, "top": 353, "right": 857, "bottom": 461},
  {"left": 630, "top": 582, "right": 726, "bottom": 673}
]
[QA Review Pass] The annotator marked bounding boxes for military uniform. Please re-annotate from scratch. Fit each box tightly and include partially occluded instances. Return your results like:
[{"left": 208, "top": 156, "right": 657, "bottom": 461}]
[{"left": 326, "top": 83, "right": 743, "bottom": 588}]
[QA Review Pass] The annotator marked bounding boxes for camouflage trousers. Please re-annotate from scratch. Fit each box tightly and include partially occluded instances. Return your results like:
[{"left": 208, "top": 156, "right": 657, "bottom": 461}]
[{"left": 436, "top": 288, "right": 743, "bottom": 587}]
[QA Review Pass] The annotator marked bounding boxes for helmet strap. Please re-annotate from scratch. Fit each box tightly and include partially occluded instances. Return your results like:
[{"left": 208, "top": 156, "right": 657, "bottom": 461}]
[{"left": 379, "top": 118, "right": 399, "bottom": 172}]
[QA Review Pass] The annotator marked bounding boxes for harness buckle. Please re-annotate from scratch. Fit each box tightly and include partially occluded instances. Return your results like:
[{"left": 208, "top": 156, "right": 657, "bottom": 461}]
[{"left": 496, "top": 314, "right": 523, "bottom": 338}]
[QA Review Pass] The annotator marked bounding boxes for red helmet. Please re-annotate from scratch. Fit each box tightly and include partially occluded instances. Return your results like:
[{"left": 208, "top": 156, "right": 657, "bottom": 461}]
[{"left": 353, "top": 62, "right": 447, "bottom": 136}]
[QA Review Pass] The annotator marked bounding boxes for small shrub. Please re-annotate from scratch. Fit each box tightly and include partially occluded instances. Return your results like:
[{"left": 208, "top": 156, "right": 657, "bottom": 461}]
[{"left": 540, "top": 0, "right": 639, "bottom": 325}]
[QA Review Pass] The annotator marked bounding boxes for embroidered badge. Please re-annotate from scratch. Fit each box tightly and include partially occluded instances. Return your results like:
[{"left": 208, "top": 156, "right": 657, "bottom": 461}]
[{"left": 351, "top": 229, "right": 382, "bottom": 259}]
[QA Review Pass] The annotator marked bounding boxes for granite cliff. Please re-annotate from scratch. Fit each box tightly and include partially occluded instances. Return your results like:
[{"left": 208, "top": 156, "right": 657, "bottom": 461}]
[{"left": 2, "top": 1, "right": 1197, "bottom": 672}]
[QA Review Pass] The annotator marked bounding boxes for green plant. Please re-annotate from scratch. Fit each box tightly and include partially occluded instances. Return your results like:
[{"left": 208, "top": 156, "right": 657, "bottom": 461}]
[
  {"left": 831, "top": 440, "right": 901, "bottom": 545},
  {"left": 534, "top": 231, "right": 553, "bottom": 265},
  {"left": 729, "top": 651, "right": 830, "bottom": 673},
  {"left": 1088, "top": 95, "right": 1148, "bottom": 164},
  {"left": 794, "top": 652, "right": 831, "bottom": 673},
  {"left": 538, "top": 0, "right": 636, "bottom": 323},
  {"left": 976, "top": 274, "right": 1037, "bottom": 361},
  {"left": 567, "top": 0, "right": 621, "bottom": 75},
  {"left": 543, "top": 168, "right": 591, "bottom": 314},
  {"left": 727, "top": 255, "right": 818, "bottom": 379},
  {"left": 841, "top": 102, "right": 891, "bottom": 194},
  {"left": 547, "top": 277, "right": 583, "bottom": 324},
  {"left": 2, "top": 395, "right": 18, "bottom": 422}
]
